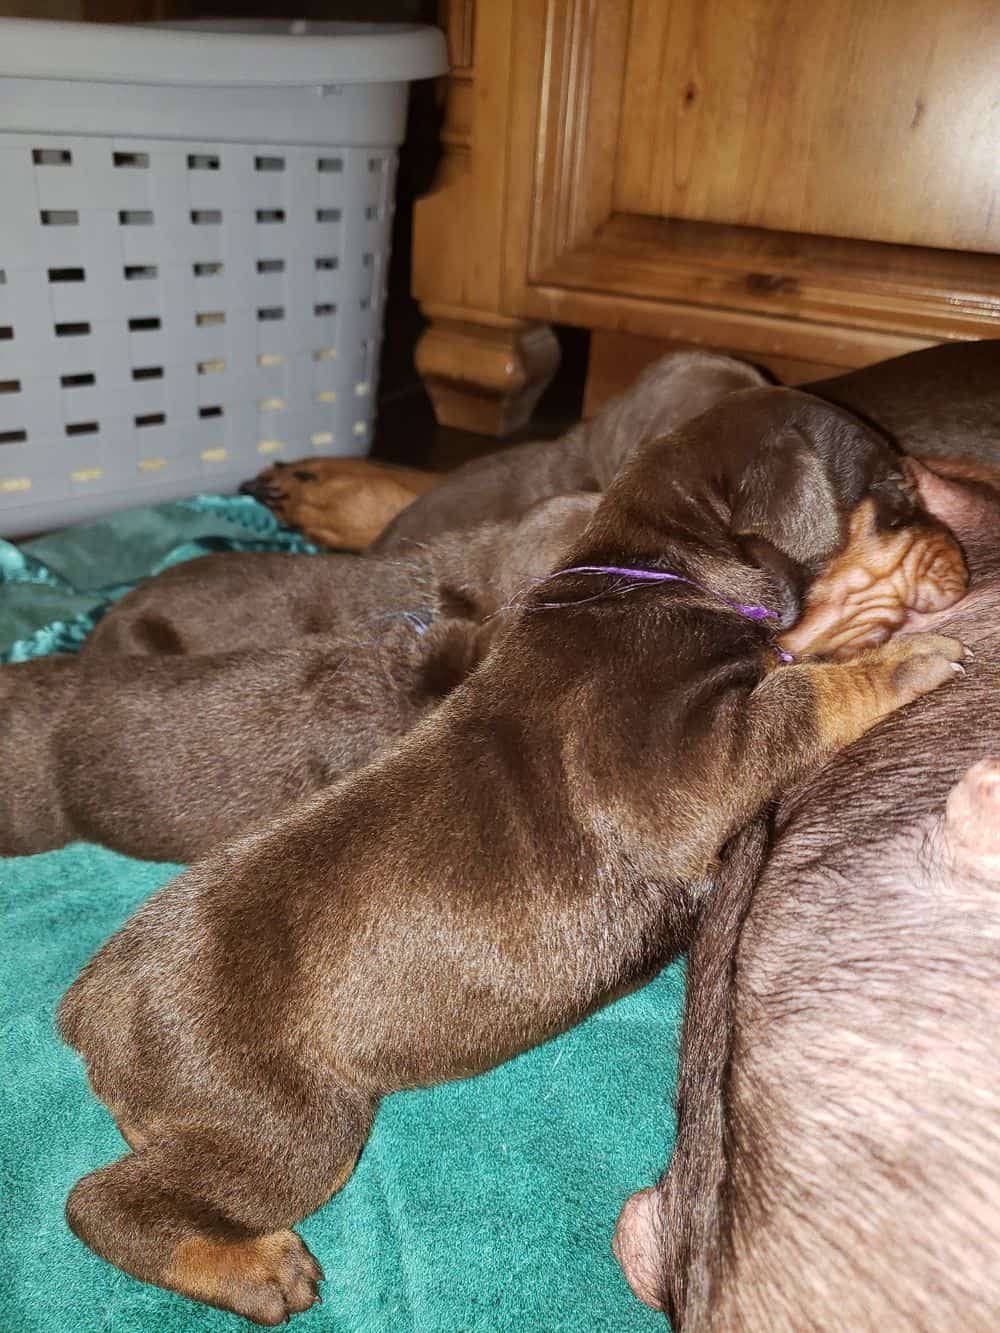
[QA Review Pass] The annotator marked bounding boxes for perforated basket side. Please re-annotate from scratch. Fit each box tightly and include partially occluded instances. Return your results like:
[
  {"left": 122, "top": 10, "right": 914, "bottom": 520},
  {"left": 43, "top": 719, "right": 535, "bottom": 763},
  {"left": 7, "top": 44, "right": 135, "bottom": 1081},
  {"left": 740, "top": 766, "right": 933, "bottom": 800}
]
[{"left": 0, "top": 132, "right": 396, "bottom": 536}]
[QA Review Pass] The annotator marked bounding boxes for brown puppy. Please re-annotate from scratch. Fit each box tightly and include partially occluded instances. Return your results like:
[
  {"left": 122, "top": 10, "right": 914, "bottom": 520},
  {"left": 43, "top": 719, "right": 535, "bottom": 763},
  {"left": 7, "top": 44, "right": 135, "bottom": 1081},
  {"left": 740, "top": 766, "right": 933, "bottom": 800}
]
[
  {"left": 0, "top": 617, "right": 490, "bottom": 863},
  {"left": 247, "top": 341, "right": 1000, "bottom": 553},
  {"left": 59, "top": 389, "right": 968, "bottom": 1324},
  {"left": 88, "top": 350, "right": 766, "bottom": 658},
  {"left": 90, "top": 341, "right": 989, "bottom": 663},
  {"left": 369, "top": 349, "right": 769, "bottom": 551},
  {"left": 0, "top": 496, "right": 596, "bottom": 861},
  {"left": 82, "top": 492, "right": 599, "bottom": 659},
  {"left": 614, "top": 457, "right": 1000, "bottom": 1329},
  {"left": 240, "top": 457, "right": 439, "bottom": 550}
]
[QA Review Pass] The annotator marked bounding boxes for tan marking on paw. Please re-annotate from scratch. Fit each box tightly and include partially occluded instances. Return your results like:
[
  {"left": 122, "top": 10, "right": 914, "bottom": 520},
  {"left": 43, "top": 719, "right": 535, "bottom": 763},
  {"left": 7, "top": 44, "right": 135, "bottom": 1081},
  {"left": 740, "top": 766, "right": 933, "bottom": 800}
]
[{"left": 164, "top": 1229, "right": 323, "bottom": 1326}]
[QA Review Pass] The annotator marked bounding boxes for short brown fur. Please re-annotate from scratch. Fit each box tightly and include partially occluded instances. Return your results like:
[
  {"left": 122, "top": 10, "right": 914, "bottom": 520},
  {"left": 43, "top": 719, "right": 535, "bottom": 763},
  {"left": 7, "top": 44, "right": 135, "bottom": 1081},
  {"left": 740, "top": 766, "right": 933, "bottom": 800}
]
[
  {"left": 615, "top": 458, "right": 1000, "bottom": 1330},
  {"left": 59, "top": 388, "right": 967, "bottom": 1322}
]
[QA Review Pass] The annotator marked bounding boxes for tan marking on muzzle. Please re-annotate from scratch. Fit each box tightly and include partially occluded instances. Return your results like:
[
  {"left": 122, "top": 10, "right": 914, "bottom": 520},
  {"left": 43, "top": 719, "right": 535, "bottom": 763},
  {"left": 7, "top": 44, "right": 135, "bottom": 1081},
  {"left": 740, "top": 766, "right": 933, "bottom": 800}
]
[{"left": 779, "top": 498, "right": 968, "bottom": 660}]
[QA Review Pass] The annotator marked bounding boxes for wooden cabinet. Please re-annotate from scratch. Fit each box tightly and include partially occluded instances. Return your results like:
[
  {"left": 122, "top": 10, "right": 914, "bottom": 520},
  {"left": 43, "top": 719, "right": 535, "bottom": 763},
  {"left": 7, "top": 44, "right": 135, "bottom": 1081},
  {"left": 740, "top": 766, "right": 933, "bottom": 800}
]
[{"left": 413, "top": 0, "right": 1000, "bottom": 432}]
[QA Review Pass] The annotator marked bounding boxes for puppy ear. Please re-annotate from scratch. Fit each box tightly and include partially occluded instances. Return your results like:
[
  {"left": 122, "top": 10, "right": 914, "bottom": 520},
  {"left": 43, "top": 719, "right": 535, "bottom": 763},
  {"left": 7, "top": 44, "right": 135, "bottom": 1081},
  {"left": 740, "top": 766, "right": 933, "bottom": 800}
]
[
  {"left": 731, "top": 428, "right": 841, "bottom": 565},
  {"left": 734, "top": 534, "right": 808, "bottom": 629}
]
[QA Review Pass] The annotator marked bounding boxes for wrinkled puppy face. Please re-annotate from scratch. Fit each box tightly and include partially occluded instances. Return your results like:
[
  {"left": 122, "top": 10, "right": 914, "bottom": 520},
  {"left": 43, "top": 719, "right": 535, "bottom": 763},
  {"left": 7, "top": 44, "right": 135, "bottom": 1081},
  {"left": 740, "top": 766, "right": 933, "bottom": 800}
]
[
  {"left": 721, "top": 390, "right": 968, "bottom": 659},
  {"left": 778, "top": 466, "right": 969, "bottom": 659}
]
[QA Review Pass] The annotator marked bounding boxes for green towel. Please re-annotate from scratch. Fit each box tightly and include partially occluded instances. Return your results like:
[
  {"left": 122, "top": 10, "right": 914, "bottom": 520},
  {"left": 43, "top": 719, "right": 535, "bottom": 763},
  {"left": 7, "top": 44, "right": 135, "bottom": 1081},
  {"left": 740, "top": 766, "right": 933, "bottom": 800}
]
[
  {"left": 0, "top": 497, "right": 682, "bottom": 1331},
  {"left": 0, "top": 494, "right": 318, "bottom": 662}
]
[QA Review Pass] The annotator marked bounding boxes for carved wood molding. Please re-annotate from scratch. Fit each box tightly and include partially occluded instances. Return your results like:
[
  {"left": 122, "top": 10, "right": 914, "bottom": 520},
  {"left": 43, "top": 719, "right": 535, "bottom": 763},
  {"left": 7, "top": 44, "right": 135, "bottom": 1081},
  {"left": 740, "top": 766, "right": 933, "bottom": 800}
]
[
  {"left": 438, "top": 0, "right": 476, "bottom": 156},
  {"left": 517, "top": 0, "right": 1000, "bottom": 353}
]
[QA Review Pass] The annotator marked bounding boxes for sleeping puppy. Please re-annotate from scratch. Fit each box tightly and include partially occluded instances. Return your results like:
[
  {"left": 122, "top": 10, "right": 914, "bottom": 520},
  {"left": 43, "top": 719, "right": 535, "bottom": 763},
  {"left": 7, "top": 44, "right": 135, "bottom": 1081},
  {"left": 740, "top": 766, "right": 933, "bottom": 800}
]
[
  {"left": 82, "top": 492, "right": 598, "bottom": 659},
  {"left": 369, "top": 349, "right": 768, "bottom": 550},
  {"left": 0, "top": 617, "right": 490, "bottom": 863},
  {"left": 1, "top": 496, "right": 597, "bottom": 861},
  {"left": 250, "top": 341, "right": 1000, "bottom": 553},
  {"left": 87, "top": 349, "right": 766, "bottom": 658},
  {"left": 58, "top": 388, "right": 970, "bottom": 1324}
]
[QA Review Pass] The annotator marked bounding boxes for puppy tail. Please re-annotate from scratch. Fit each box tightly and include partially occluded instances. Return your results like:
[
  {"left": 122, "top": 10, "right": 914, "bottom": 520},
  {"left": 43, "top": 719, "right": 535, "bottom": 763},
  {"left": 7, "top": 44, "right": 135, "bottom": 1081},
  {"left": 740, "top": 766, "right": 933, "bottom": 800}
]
[{"left": 661, "top": 814, "right": 771, "bottom": 1328}]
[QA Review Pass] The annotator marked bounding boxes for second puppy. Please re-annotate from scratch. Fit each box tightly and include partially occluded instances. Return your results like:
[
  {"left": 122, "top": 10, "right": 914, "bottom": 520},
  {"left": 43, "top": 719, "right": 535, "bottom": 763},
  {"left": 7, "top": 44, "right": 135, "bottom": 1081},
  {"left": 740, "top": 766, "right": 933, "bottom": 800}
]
[
  {"left": 82, "top": 493, "right": 598, "bottom": 659},
  {"left": 0, "top": 617, "right": 488, "bottom": 863}
]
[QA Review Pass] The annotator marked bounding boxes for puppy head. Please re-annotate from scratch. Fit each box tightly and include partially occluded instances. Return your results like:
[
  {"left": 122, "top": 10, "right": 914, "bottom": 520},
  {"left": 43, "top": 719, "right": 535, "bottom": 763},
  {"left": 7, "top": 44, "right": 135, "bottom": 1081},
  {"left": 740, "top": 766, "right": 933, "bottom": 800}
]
[
  {"left": 713, "top": 388, "right": 969, "bottom": 651},
  {"left": 720, "top": 386, "right": 970, "bottom": 655},
  {"left": 588, "top": 348, "right": 770, "bottom": 485}
]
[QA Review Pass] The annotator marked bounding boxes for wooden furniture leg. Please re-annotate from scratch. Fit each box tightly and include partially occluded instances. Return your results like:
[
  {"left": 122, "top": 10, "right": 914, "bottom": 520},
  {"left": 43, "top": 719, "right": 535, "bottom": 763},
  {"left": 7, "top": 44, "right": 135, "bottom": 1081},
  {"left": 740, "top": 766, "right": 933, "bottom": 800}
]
[{"left": 415, "top": 310, "right": 560, "bottom": 436}]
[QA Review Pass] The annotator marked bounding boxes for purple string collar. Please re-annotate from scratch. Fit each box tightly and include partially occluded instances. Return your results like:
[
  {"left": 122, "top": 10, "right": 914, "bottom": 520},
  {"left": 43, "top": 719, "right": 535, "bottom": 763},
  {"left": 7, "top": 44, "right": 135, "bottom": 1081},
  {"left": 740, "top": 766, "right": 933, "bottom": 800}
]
[{"left": 536, "top": 564, "right": 794, "bottom": 663}]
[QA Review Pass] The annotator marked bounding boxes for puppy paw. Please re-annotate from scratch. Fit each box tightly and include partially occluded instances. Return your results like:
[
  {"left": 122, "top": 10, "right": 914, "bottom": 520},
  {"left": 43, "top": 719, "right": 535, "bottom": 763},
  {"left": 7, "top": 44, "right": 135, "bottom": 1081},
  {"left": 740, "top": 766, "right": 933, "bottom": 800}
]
[
  {"left": 166, "top": 1228, "right": 323, "bottom": 1326},
  {"left": 239, "top": 460, "right": 314, "bottom": 532},
  {"left": 871, "top": 632, "right": 969, "bottom": 705},
  {"left": 944, "top": 759, "right": 1000, "bottom": 878},
  {"left": 239, "top": 457, "right": 433, "bottom": 550}
]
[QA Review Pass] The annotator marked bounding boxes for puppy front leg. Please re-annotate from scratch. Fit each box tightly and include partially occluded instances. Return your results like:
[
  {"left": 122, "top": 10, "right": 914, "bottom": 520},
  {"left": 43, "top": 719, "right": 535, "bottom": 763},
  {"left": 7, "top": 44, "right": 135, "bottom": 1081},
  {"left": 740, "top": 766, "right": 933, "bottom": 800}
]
[{"left": 748, "top": 632, "right": 968, "bottom": 792}]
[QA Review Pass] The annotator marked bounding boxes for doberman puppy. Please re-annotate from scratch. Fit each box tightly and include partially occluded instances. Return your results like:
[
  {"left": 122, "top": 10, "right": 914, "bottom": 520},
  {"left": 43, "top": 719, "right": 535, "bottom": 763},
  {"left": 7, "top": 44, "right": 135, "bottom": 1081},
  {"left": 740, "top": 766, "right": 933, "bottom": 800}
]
[
  {"left": 84, "top": 351, "right": 764, "bottom": 658},
  {"left": 80, "top": 493, "right": 597, "bottom": 660},
  {"left": 89, "top": 341, "right": 998, "bottom": 663},
  {"left": 0, "top": 495, "right": 596, "bottom": 861},
  {"left": 251, "top": 349, "right": 768, "bottom": 552},
  {"left": 59, "top": 388, "right": 968, "bottom": 1323},
  {"left": 614, "top": 456, "right": 1000, "bottom": 1330},
  {"left": 0, "top": 617, "right": 492, "bottom": 863},
  {"left": 248, "top": 341, "right": 1000, "bottom": 552}
]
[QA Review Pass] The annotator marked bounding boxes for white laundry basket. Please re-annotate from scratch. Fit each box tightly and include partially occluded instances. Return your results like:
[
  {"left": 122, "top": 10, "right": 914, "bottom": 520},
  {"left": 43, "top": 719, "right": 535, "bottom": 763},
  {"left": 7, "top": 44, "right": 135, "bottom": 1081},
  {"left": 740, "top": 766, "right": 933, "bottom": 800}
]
[{"left": 0, "top": 19, "right": 446, "bottom": 537}]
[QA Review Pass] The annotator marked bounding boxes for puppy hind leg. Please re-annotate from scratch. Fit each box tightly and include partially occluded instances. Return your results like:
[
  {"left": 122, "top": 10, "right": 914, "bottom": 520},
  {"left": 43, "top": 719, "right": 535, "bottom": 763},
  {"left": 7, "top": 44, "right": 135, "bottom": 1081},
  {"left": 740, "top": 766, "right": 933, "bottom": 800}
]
[{"left": 66, "top": 1100, "right": 374, "bottom": 1326}]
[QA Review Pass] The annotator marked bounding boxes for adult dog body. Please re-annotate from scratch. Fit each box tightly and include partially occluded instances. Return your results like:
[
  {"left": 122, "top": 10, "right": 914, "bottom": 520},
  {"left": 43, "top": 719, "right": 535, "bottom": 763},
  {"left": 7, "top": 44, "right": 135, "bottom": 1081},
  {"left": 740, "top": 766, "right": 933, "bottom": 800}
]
[{"left": 614, "top": 457, "right": 1000, "bottom": 1329}]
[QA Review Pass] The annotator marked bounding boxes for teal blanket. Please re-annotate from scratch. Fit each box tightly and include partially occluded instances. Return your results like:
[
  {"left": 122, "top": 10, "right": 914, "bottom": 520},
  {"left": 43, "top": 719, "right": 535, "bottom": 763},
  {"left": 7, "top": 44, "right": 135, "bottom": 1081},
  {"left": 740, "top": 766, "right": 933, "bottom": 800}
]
[{"left": 0, "top": 497, "right": 681, "bottom": 1332}]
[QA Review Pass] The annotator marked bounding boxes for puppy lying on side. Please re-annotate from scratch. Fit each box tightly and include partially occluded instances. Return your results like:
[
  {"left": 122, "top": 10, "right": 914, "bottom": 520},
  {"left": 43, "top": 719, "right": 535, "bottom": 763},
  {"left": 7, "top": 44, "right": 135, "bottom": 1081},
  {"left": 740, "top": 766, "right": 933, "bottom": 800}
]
[
  {"left": 82, "top": 493, "right": 598, "bottom": 659},
  {"left": 87, "top": 347, "right": 764, "bottom": 658},
  {"left": 249, "top": 341, "right": 1000, "bottom": 553},
  {"left": 614, "top": 457, "right": 1000, "bottom": 1330},
  {"left": 0, "top": 618, "right": 488, "bottom": 863},
  {"left": 59, "top": 389, "right": 969, "bottom": 1324},
  {"left": 2, "top": 497, "right": 595, "bottom": 860}
]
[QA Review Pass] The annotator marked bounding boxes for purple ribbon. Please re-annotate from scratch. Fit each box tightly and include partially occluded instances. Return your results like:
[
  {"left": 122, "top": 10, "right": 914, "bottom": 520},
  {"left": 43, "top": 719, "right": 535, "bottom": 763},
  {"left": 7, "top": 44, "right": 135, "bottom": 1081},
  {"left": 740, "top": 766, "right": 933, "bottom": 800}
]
[{"left": 537, "top": 564, "right": 794, "bottom": 663}]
